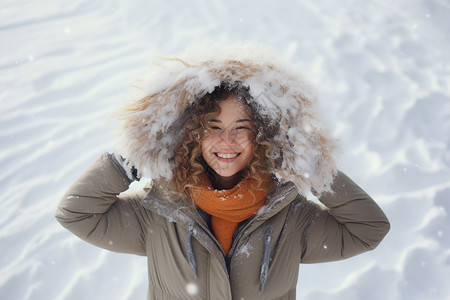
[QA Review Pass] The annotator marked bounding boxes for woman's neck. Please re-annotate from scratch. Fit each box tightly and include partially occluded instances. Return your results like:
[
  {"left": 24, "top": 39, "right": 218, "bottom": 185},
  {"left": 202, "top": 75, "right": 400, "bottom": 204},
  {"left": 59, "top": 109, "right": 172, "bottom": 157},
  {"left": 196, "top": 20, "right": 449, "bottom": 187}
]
[{"left": 207, "top": 169, "right": 244, "bottom": 190}]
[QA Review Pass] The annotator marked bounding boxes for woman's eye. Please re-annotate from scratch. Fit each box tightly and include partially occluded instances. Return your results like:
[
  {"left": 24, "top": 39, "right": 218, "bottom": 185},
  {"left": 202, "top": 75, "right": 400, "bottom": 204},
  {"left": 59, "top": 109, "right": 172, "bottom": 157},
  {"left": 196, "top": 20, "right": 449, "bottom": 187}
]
[
  {"left": 208, "top": 126, "right": 222, "bottom": 134},
  {"left": 236, "top": 126, "right": 251, "bottom": 131}
]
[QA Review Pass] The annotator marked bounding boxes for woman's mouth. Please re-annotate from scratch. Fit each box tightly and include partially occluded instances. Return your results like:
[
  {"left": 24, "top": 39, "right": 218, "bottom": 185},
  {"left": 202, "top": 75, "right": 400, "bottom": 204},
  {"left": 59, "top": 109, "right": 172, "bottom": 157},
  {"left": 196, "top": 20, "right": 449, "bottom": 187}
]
[{"left": 214, "top": 152, "right": 240, "bottom": 162}]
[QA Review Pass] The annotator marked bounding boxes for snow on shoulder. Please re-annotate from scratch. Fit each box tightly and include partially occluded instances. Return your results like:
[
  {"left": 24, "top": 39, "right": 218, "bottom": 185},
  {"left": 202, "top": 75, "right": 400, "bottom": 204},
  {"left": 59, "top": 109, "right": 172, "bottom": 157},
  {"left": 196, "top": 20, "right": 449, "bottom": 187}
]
[{"left": 114, "top": 43, "right": 339, "bottom": 196}]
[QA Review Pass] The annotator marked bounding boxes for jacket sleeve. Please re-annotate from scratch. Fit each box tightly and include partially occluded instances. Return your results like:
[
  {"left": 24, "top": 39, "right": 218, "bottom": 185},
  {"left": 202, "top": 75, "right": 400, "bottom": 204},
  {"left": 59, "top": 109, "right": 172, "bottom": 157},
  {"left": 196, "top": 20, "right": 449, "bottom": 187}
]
[
  {"left": 299, "top": 171, "right": 390, "bottom": 263},
  {"left": 55, "top": 152, "right": 150, "bottom": 256}
]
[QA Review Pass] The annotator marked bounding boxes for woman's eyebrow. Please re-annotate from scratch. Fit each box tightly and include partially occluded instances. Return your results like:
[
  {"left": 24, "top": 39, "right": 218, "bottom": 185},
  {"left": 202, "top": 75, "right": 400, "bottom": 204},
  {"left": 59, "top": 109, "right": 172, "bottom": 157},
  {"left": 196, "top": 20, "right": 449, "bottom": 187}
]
[{"left": 236, "top": 119, "right": 251, "bottom": 123}]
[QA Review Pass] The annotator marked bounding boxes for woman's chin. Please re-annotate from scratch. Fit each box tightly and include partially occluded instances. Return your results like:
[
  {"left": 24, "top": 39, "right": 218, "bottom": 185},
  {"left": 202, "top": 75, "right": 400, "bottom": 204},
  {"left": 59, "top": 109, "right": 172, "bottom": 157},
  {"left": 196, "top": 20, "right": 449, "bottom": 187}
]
[{"left": 215, "top": 169, "right": 239, "bottom": 178}]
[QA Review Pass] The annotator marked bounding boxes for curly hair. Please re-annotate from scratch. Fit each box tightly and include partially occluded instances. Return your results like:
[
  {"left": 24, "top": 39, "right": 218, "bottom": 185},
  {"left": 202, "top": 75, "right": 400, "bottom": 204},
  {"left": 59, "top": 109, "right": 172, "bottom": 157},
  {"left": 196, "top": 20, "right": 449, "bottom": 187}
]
[{"left": 170, "top": 82, "right": 278, "bottom": 197}]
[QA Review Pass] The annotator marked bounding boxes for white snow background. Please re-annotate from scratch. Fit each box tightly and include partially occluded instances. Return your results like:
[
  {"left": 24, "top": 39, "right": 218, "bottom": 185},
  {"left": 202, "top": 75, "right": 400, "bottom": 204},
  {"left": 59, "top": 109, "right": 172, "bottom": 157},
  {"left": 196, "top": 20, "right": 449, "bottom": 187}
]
[{"left": 1, "top": 0, "right": 449, "bottom": 299}]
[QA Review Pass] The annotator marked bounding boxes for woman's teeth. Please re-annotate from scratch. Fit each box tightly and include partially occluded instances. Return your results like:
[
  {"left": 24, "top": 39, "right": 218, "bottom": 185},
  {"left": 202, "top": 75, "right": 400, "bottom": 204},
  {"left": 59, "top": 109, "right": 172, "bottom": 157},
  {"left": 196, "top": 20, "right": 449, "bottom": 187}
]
[{"left": 216, "top": 153, "right": 239, "bottom": 159}]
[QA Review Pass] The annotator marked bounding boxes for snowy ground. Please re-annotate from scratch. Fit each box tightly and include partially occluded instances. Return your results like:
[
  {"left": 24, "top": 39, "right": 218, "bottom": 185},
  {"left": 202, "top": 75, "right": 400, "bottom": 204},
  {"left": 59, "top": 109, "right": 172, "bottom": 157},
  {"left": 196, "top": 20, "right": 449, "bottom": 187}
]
[{"left": 1, "top": 0, "right": 450, "bottom": 299}]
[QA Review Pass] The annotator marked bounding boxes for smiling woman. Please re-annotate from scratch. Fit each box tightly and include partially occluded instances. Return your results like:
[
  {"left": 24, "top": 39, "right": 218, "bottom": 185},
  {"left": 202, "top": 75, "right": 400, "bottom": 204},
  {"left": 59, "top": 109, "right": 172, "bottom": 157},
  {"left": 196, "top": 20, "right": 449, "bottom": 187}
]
[
  {"left": 172, "top": 82, "right": 276, "bottom": 193},
  {"left": 201, "top": 96, "right": 255, "bottom": 182},
  {"left": 55, "top": 44, "right": 390, "bottom": 300}
]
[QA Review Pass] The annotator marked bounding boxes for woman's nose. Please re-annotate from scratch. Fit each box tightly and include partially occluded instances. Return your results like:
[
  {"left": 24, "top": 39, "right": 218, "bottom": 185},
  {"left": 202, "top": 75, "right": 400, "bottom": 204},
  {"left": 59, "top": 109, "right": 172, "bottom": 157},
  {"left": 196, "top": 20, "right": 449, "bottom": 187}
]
[{"left": 219, "top": 129, "right": 237, "bottom": 145}]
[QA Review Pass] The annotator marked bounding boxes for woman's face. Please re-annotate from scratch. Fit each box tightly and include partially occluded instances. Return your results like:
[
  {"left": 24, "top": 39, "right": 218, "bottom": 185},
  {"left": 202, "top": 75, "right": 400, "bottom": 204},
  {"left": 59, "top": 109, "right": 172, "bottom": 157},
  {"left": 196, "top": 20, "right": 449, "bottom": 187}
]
[{"left": 201, "top": 96, "right": 254, "bottom": 178}]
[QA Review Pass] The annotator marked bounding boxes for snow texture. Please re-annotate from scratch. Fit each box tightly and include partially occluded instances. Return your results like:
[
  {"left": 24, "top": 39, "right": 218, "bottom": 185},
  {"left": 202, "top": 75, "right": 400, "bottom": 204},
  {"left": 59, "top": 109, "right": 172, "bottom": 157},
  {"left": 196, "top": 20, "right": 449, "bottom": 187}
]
[{"left": 1, "top": 0, "right": 450, "bottom": 299}]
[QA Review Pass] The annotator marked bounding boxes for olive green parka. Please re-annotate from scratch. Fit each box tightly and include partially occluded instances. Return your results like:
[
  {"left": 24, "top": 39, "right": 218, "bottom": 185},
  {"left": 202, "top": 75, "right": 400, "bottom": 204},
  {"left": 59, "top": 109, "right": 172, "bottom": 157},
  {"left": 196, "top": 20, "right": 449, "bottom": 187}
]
[
  {"left": 56, "top": 153, "right": 389, "bottom": 299},
  {"left": 56, "top": 44, "right": 390, "bottom": 299}
]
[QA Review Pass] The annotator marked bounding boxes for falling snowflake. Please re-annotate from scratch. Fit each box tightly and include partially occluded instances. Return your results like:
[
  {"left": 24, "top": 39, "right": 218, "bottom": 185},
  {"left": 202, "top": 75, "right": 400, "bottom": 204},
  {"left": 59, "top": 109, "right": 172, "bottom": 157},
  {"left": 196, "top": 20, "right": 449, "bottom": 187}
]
[{"left": 186, "top": 283, "right": 198, "bottom": 295}]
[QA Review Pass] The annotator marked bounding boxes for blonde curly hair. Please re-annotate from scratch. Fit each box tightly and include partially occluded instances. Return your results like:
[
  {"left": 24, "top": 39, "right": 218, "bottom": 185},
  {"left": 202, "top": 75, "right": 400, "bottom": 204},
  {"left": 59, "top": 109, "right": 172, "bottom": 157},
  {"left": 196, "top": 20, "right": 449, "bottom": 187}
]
[{"left": 171, "top": 82, "right": 278, "bottom": 196}]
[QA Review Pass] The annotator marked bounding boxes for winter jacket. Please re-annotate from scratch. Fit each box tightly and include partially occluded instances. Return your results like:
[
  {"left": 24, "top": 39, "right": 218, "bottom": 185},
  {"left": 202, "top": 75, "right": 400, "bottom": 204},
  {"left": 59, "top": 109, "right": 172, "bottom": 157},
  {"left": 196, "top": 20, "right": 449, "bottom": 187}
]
[
  {"left": 55, "top": 152, "right": 390, "bottom": 300},
  {"left": 56, "top": 44, "right": 390, "bottom": 299}
]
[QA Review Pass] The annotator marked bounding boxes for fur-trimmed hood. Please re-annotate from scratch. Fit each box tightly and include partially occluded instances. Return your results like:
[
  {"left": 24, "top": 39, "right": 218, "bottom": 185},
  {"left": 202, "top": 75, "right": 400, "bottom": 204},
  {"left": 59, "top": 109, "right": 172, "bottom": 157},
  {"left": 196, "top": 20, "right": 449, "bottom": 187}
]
[{"left": 115, "top": 44, "right": 338, "bottom": 196}]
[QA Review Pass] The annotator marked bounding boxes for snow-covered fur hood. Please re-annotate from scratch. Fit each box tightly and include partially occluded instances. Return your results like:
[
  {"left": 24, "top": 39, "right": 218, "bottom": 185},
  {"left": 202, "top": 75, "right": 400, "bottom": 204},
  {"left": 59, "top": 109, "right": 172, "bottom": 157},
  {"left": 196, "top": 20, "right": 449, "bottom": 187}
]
[{"left": 115, "top": 44, "right": 338, "bottom": 196}]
